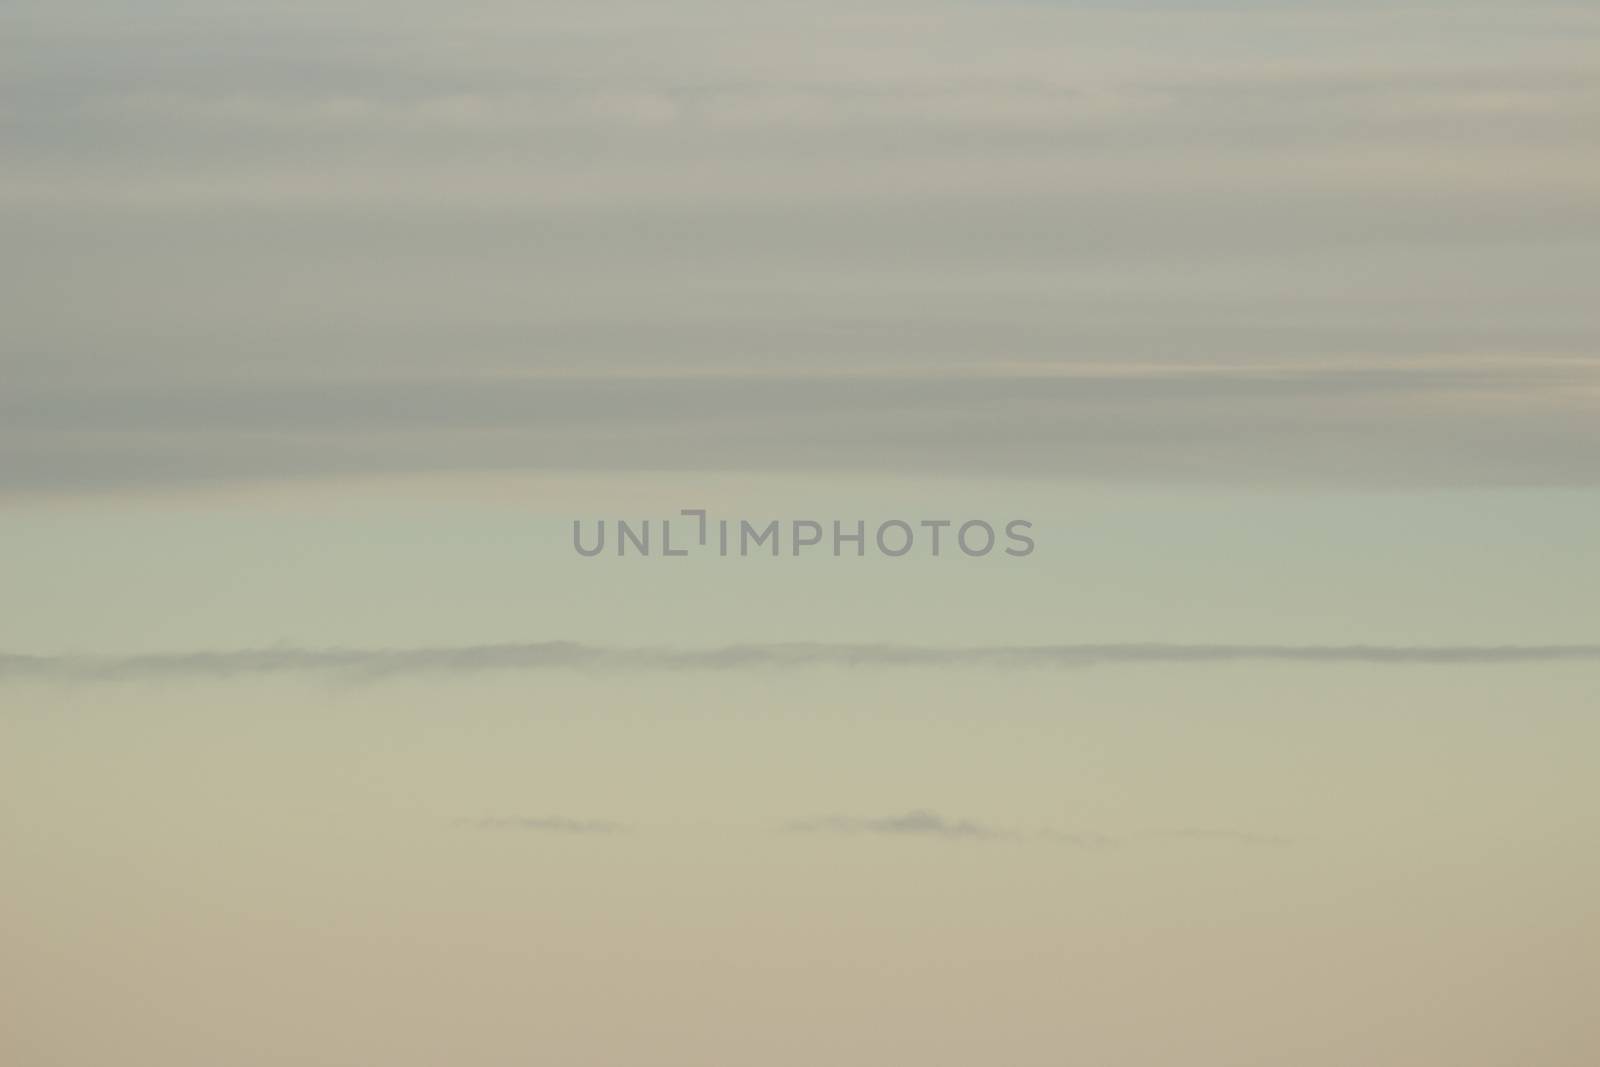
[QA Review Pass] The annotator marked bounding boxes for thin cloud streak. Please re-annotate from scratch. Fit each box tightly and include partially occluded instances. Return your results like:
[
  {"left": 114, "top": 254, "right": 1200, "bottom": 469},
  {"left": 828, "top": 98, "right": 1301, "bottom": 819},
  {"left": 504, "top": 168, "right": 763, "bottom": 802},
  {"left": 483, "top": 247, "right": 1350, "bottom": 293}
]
[
  {"left": 1146, "top": 828, "right": 1293, "bottom": 848},
  {"left": 784, "top": 814, "right": 1287, "bottom": 849},
  {"left": 787, "top": 810, "right": 1002, "bottom": 840},
  {"left": 452, "top": 812, "right": 1285, "bottom": 848},
  {"left": 462, "top": 816, "right": 627, "bottom": 835},
  {"left": 7, "top": 364, "right": 1600, "bottom": 491},
  {"left": 4, "top": 641, "right": 1600, "bottom": 681}
]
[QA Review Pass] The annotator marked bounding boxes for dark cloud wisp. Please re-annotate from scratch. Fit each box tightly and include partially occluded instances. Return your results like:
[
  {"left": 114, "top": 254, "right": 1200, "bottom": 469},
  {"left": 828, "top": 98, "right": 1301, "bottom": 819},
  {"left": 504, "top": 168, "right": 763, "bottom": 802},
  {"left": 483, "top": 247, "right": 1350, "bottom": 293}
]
[{"left": 4, "top": 641, "right": 1600, "bottom": 682}]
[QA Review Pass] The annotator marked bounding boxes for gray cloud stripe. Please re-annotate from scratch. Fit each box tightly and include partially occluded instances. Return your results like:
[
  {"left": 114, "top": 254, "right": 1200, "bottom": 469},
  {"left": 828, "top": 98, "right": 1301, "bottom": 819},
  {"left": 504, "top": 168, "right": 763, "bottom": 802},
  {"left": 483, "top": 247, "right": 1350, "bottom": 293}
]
[{"left": 4, "top": 642, "right": 1599, "bottom": 681}]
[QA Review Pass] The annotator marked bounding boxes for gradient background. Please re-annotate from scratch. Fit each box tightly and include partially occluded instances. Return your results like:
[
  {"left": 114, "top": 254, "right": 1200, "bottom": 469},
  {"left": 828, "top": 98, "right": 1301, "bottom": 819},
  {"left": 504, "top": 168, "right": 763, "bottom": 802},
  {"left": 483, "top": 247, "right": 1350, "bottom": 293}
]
[{"left": 3, "top": 1, "right": 1599, "bottom": 1064}]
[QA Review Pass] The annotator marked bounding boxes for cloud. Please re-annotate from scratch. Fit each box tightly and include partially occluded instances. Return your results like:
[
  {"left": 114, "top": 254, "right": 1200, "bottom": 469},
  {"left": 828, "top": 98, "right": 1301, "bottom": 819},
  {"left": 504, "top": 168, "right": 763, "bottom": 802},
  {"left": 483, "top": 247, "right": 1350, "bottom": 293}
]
[
  {"left": 450, "top": 813, "right": 1288, "bottom": 848},
  {"left": 5, "top": 2, "right": 1600, "bottom": 495},
  {"left": 1144, "top": 828, "right": 1293, "bottom": 848},
  {"left": 5, "top": 362, "right": 1599, "bottom": 492},
  {"left": 782, "top": 814, "right": 1290, "bottom": 849},
  {"left": 1042, "top": 830, "right": 1122, "bottom": 850},
  {"left": 4, "top": 641, "right": 1600, "bottom": 682},
  {"left": 786, "top": 810, "right": 1002, "bottom": 840},
  {"left": 462, "top": 816, "right": 627, "bottom": 835}
]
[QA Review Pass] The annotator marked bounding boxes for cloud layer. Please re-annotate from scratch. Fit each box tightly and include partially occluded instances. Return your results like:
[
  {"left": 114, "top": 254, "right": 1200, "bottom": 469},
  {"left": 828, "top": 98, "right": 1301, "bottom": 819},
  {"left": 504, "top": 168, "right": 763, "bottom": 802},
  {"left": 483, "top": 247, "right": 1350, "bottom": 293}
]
[
  {"left": 7, "top": 362, "right": 1600, "bottom": 490},
  {"left": 4, "top": 0, "right": 1597, "bottom": 492},
  {"left": 5, "top": 641, "right": 1600, "bottom": 682}
]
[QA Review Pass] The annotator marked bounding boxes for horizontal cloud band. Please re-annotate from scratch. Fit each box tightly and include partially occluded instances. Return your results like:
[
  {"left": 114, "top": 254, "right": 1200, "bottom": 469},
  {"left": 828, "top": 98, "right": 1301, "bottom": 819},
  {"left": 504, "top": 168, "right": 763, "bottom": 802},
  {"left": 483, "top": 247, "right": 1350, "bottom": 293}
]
[
  {"left": 4, "top": 641, "right": 1600, "bottom": 681},
  {"left": 8, "top": 365, "right": 1600, "bottom": 491}
]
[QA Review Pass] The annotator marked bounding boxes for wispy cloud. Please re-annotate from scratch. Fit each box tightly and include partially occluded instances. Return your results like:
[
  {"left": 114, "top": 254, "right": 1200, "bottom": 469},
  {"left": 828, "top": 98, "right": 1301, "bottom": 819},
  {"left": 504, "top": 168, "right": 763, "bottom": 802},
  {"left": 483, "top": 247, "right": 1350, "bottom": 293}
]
[
  {"left": 1042, "top": 830, "right": 1122, "bottom": 850},
  {"left": 782, "top": 813, "right": 1287, "bottom": 849},
  {"left": 6, "top": 363, "right": 1600, "bottom": 491},
  {"left": 448, "top": 812, "right": 1289, "bottom": 848},
  {"left": 1144, "top": 828, "right": 1293, "bottom": 848},
  {"left": 786, "top": 810, "right": 1002, "bottom": 840},
  {"left": 461, "top": 816, "right": 627, "bottom": 835},
  {"left": 9, "top": 643, "right": 1600, "bottom": 684},
  {"left": 4, "top": 641, "right": 1599, "bottom": 682}
]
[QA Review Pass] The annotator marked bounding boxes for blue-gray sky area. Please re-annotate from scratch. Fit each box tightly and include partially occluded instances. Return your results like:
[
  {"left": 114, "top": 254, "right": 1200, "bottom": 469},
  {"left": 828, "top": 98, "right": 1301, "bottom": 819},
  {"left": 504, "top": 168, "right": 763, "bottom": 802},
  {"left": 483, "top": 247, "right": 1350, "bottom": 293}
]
[{"left": 4, "top": 0, "right": 1599, "bottom": 492}]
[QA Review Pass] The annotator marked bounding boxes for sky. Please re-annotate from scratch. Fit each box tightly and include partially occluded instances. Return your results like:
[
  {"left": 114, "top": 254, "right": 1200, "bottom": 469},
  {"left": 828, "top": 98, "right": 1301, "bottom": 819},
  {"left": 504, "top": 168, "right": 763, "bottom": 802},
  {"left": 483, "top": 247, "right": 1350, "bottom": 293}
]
[{"left": 2, "top": 2, "right": 1599, "bottom": 1064}]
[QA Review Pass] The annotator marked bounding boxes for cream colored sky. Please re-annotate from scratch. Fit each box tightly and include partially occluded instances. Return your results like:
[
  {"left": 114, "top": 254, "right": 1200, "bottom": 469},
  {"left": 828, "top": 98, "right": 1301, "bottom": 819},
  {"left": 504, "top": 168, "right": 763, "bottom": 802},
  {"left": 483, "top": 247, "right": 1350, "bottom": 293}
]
[{"left": 4, "top": 663, "right": 1598, "bottom": 1065}]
